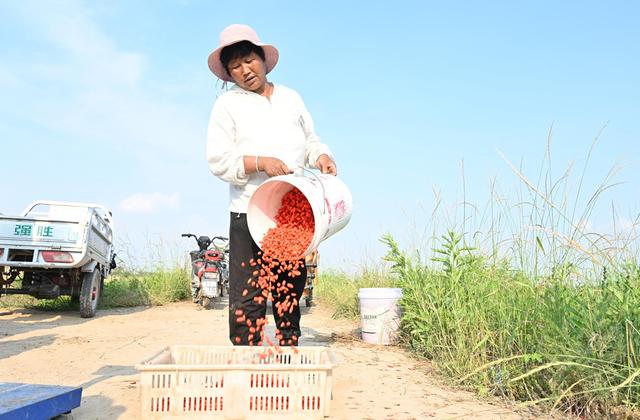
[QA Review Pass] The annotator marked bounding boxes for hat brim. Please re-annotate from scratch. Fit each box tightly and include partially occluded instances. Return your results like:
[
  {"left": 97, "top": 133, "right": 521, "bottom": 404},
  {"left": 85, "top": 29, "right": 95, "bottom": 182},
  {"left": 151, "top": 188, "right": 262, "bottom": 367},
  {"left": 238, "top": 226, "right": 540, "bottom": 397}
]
[{"left": 208, "top": 42, "right": 279, "bottom": 82}]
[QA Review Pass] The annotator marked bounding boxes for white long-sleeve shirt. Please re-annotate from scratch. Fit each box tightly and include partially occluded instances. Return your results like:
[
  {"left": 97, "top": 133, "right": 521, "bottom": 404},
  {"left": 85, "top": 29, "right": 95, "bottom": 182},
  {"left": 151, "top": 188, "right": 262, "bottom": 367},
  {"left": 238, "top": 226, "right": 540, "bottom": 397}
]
[{"left": 206, "top": 84, "right": 332, "bottom": 213}]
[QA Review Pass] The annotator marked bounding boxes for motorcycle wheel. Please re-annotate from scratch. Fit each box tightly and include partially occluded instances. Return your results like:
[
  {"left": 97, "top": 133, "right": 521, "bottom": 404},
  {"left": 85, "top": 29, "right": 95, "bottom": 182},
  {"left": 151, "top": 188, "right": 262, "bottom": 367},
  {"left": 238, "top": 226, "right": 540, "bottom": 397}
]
[
  {"left": 218, "top": 272, "right": 225, "bottom": 297},
  {"left": 200, "top": 296, "right": 214, "bottom": 309},
  {"left": 191, "top": 275, "right": 200, "bottom": 303}
]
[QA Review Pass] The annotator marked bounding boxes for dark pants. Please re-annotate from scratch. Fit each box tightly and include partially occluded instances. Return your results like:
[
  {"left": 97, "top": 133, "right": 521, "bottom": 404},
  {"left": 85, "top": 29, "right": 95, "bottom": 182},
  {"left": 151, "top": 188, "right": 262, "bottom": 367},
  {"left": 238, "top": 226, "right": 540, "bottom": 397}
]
[{"left": 228, "top": 212, "right": 307, "bottom": 346}]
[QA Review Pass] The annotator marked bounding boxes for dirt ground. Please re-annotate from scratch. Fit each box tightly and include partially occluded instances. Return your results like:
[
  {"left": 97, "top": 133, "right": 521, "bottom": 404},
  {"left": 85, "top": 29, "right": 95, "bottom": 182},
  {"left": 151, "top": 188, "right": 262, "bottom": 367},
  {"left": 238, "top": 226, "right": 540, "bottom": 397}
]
[{"left": 0, "top": 299, "right": 536, "bottom": 419}]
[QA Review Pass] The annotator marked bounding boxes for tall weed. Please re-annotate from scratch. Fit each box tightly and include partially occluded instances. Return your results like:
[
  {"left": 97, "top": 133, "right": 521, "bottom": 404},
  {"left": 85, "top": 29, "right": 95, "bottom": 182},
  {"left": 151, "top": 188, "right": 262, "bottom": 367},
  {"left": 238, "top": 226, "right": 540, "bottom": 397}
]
[
  {"left": 377, "top": 134, "right": 640, "bottom": 416},
  {"left": 384, "top": 233, "right": 640, "bottom": 415}
]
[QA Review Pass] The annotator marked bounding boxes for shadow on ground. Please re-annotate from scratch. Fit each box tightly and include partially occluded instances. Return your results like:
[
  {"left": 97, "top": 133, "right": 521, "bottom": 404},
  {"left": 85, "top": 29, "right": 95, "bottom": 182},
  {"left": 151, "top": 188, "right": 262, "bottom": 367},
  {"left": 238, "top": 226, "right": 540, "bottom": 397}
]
[
  {"left": 0, "top": 334, "right": 57, "bottom": 360},
  {"left": 0, "top": 305, "right": 150, "bottom": 338},
  {"left": 80, "top": 365, "right": 139, "bottom": 389},
  {"left": 53, "top": 394, "right": 126, "bottom": 420}
]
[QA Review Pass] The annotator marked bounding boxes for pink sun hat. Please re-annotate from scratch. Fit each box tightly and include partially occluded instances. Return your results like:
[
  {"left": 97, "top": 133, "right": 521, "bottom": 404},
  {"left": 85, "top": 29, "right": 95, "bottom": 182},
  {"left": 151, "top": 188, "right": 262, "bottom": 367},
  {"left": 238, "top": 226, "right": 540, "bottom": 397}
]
[{"left": 208, "top": 24, "right": 279, "bottom": 82}]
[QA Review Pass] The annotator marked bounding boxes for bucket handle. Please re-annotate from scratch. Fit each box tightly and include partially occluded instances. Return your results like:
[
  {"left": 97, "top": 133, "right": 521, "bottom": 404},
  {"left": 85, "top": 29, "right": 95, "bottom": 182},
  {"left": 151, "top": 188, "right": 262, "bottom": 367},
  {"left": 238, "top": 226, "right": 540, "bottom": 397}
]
[{"left": 298, "top": 167, "right": 327, "bottom": 214}]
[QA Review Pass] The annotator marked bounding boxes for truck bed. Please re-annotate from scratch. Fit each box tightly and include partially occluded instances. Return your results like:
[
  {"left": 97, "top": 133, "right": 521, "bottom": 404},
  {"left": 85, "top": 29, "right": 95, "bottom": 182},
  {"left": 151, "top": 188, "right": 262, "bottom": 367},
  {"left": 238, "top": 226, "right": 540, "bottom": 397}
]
[{"left": 0, "top": 210, "right": 110, "bottom": 269}]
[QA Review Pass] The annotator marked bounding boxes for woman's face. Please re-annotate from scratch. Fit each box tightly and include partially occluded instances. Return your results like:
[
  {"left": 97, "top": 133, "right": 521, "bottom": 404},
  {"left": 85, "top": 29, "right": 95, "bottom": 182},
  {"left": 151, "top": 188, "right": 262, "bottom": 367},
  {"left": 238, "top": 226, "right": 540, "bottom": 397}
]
[{"left": 227, "top": 52, "right": 268, "bottom": 94}]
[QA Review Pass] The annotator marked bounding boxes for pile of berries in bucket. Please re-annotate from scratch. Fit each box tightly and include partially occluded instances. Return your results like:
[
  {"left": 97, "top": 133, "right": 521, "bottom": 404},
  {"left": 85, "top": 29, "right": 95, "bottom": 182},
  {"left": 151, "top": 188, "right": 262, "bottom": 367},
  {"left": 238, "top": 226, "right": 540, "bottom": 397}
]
[{"left": 234, "top": 187, "right": 314, "bottom": 354}]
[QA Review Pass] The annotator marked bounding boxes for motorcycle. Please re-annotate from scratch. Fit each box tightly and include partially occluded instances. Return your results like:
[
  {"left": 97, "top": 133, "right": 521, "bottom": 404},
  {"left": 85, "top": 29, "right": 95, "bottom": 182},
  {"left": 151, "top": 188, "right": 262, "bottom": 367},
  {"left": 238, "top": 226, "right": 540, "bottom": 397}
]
[{"left": 181, "top": 233, "right": 229, "bottom": 309}]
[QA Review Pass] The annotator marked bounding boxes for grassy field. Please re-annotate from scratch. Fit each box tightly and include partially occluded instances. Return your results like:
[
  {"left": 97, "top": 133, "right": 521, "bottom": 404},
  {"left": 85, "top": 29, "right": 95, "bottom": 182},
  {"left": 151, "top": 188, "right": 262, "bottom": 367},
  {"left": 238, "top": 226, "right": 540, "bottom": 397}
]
[
  {"left": 385, "top": 233, "right": 639, "bottom": 417},
  {"left": 314, "top": 235, "right": 639, "bottom": 418},
  {"left": 0, "top": 266, "right": 190, "bottom": 311},
  {"left": 314, "top": 268, "right": 396, "bottom": 319},
  {"left": 101, "top": 266, "right": 191, "bottom": 307},
  {"left": 315, "top": 142, "right": 640, "bottom": 418}
]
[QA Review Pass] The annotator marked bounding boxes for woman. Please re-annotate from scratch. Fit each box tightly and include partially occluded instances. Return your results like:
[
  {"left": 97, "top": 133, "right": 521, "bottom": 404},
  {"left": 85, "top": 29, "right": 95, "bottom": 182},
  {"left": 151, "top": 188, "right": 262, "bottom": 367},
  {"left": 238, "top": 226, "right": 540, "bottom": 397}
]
[{"left": 206, "top": 24, "right": 337, "bottom": 346}]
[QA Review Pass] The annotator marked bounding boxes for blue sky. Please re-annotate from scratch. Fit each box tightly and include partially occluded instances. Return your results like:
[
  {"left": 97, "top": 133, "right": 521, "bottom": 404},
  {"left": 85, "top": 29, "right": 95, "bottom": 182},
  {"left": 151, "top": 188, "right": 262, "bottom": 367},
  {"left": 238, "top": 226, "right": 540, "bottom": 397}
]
[{"left": 1, "top": 1, "right": 639, "bottom": 271}]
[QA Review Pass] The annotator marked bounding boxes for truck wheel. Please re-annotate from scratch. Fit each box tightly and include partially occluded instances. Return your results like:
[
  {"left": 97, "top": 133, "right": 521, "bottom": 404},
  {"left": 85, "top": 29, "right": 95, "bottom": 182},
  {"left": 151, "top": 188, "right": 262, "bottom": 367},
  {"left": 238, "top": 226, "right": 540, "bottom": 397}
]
[{"left": 80, "top": 269, "right": 102, "bottom": 318}]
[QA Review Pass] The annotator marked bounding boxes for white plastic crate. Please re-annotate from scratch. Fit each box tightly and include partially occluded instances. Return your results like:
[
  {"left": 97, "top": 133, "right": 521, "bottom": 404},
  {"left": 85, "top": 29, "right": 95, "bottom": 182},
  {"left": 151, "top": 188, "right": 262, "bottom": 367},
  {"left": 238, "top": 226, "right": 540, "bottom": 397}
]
[{"left": 137, "top": 345, "right": 335, "bottom": 419}]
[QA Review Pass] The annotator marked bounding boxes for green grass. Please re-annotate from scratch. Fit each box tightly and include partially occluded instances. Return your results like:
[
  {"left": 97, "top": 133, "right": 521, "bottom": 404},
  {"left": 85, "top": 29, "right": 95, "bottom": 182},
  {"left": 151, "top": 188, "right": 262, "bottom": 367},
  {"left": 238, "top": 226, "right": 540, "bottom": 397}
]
[
  {"left": 0, "top": 294, "right": 36, "bottom": 310},
  {"left": 315, "top": 268, "right": 396, "bottom": 319},
  {"left": 383, "top": 233, "right": 640, "bottom": 417},
  {"left": 101, "top": 266, "right": 191, "bottom": 307},
  {"left": 0, "top": 266, "right": 191, "bottom": 311},
  {"left": 317, "top": 138, "right": 640, "bottom": 417}
]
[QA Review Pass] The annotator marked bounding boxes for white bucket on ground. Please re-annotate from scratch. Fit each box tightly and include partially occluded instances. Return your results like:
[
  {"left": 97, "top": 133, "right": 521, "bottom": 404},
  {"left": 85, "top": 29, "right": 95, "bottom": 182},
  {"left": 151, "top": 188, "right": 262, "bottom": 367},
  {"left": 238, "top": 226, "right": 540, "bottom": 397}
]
[
  {"left": 247, "top": 171, "right": 353, "bottom": 258},
  {"left": 358, "top": 288, "right": 403, "bottom": 345}
]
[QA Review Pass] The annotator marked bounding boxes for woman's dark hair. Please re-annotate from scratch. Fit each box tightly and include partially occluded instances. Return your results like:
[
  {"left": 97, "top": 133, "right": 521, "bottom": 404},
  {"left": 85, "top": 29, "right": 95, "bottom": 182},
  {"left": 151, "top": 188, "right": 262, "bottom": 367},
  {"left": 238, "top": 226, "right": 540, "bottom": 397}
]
[{"left": 220, "top": 40, "right": 265, "bottom": 75}]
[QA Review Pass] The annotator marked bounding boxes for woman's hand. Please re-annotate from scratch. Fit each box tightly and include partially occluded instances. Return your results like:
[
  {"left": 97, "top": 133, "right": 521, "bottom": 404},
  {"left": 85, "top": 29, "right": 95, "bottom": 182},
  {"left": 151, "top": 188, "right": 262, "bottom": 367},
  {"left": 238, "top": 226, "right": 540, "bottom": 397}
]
[
  {"left": 258, "top": 156, "right": 293, "bottom": 177},
  {"left": 316, "top": 154, "right": 337, "bottom": 175}
]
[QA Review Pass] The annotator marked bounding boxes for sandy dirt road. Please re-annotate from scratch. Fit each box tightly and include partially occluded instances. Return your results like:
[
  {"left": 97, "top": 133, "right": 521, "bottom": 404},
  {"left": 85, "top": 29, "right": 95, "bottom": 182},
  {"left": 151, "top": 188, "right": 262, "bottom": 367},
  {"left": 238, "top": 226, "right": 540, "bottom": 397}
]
[{"left": 0, "top": 300, "right": 533, "bottom": 419}]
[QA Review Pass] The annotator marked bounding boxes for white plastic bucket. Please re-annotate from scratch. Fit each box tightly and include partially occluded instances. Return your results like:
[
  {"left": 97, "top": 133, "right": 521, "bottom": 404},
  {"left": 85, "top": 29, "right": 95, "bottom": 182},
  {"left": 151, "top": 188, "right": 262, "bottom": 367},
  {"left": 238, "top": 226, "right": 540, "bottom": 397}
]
[
  {"left": 358, "top": 288, "right": 403, "bottom": 345},
  {"left": 247, "top": 171, "right": 353, "bottom": 258}
]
